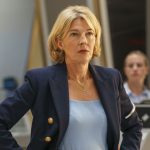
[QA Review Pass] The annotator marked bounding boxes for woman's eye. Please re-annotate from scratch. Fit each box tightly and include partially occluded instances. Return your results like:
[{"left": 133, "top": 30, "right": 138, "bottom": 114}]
[
  {"left": 127, "top": 63, "right": 144, "bottom": 68},
  {"left": 86, "top": 32, "right": 95, "bottom": 37},
  {"left": 70, "top": 32, "right": 79, "bottom": 36},
  {"left": 128, "top": 64, "right": 133, "bottom": 68}
]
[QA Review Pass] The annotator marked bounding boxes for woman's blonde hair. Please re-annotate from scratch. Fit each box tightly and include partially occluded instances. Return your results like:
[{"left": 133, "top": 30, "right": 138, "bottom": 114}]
[
  {"left": 48, "top": 5, "right": 102, "bottom": 63},
  {"left": 124, "top": 50, "right": 149, "bottom": 67}
]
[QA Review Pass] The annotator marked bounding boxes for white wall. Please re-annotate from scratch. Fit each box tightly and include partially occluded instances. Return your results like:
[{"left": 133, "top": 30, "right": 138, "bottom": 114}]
[{"left": 0, "top": 0, "right": 34, "bottom": 87}]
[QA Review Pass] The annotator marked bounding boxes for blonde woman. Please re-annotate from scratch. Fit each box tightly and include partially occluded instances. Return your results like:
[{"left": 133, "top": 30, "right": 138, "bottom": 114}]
[
  {"left": 0, "top": 5, "right": 142, "bottom": 150},
  {"left": 124, "top": 50, "right": 150, "bottom": 104}
]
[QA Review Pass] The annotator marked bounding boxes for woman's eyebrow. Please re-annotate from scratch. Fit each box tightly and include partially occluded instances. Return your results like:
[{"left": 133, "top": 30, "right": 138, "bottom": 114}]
[
  {"left": 68, "top": 28, "right": 94, "bottom": 32},
  {"left": 68, "top": 29, "right": 79, "bottom": 32}
]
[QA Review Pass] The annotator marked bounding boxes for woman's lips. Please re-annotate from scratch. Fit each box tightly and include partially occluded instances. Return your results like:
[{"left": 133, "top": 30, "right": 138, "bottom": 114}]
[{"left": 78, "top": 49, "right": 89, "bottom": 53}]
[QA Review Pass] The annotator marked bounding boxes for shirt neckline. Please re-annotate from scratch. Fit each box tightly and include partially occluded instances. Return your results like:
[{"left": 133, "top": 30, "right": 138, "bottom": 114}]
[{"left": 70, "top": 99, "right": 100, "bottom": 102}]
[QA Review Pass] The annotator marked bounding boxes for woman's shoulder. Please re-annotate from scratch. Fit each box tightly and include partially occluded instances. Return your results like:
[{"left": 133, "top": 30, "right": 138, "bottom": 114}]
[
  {"left": 25, "top": 63, "right": 65, "bottom": 80},
  {"left": 91, "top": 65, "right": 122, "bottom": 83},
  {"left": 26, "top": 66, "right": 51, "bottom": 77},
  {"left": 27, "top": 63, "right": 64, "bottom": 75},
  {"left": 92, "top": 65, "right": 120, "bottom": 75}
]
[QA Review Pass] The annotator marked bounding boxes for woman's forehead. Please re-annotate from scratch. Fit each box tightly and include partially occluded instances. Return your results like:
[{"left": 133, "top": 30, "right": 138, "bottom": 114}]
[
  {"left": 69, "top": 17, "right": 94, "bottom": 31},
  {"left": 126, "top": 54, "right": 146, "bottom": 64}
]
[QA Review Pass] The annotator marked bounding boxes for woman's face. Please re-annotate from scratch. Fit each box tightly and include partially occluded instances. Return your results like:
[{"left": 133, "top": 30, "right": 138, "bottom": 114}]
[
  {"left": 124, "top": 54, "right": 149, "bottom": 83},
  {"left": 57, "top": 18, "right": 96, "bottom": 64}
]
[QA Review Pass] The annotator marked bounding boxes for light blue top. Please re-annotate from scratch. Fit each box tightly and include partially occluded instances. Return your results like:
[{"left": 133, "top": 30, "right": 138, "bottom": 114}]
[
  {"left": 59, "top": 99, "right": 108, "bottom": 150},
  {"left": 124, "top": 82, "right": 150, "bottom": 104}
]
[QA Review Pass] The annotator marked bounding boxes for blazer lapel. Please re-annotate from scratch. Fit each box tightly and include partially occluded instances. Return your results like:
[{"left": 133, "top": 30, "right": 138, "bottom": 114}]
[
  {"left": 90, "top": 65, "right": 120, "bottom": 149},
  {"left": 48, "top": 64, "right": 69, "bottom": 146}
]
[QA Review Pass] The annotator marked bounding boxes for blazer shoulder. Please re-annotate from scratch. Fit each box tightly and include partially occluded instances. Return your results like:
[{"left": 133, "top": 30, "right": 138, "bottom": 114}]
[
  {"left": 92, "top": 65, "right": 123, "bottom": 88},
  {"left": 26, "top": 63, "right": 63, "bottom": 77},
  {"left": 93, "top": 65, "right": 120, "bottom": 77}
]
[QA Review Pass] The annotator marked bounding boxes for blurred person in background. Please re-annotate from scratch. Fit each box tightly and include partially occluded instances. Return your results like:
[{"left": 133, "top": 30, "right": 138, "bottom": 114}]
[
  {"left": 124, "top": 50, "right": 150, "bottom": 104},
  {"left": 0, "top": 5, "right": 142, "bottom": 150}
]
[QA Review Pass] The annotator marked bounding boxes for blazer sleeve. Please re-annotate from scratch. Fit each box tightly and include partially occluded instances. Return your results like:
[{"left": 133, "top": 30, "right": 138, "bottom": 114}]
[
  {"left": 117, "top": 71, "right": 143, "bottom": 150},
  {"left": 0, "top": 71, "right": 36, "bottom": 149}
]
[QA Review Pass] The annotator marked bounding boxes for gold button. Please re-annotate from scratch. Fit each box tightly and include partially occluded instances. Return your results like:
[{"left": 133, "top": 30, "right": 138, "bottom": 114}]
[
  {"left": 48, "top": 117, "right": 53, "bottom": 124},
  {"left": 44, "top": 136, "right": 51, "bottom": 142}
]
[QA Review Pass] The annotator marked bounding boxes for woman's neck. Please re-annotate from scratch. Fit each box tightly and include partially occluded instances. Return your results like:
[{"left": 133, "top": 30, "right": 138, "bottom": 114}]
[
  {"left": 127, "top": 81, "right": 145, "bottom": 95},
  {"left": 66, "top": 62, "right": 90, "bottom": 81}
]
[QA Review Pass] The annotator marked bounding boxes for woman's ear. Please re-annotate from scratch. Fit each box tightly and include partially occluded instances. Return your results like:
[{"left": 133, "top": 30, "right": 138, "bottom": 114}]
[
  {"left": 146, "top": 66, "right": 150, "bottom": 75},
  {"left": 56, "top": 37, "right": 63, "bottom": 50}
]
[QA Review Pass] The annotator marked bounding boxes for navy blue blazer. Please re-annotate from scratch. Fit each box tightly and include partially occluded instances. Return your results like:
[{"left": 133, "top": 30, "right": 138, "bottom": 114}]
[{"left": 0, "top": 63, "right": 142, "bottom": 150}]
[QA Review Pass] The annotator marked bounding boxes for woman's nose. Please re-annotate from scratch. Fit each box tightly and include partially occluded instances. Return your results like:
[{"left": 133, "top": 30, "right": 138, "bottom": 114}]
[
  {"left": 132, "top": 64, "right": 138, "bottom": 70},
  {"left": 79, "top": 33, "right": 88, "bottom": 45}
]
